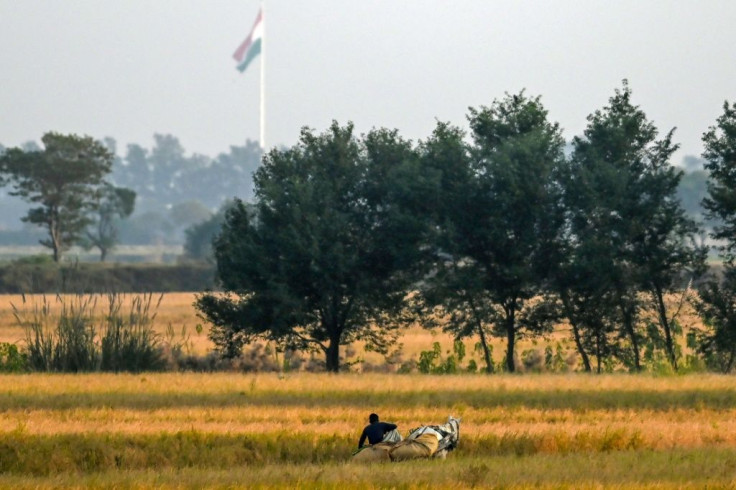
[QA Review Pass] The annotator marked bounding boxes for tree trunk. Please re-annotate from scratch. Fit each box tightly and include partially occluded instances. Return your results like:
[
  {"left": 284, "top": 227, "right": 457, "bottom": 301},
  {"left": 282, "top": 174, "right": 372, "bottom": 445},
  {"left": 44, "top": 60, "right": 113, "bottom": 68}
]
[
  {"left": 595, "top": 330, "right": 602, "bottom": 374},
  {"left": 100, "top": 247, "right": 108, "bottom": 262},
  {"left": 325, "top": 333, "right": 340, "bottom": 373},
  {"left": 652, "top": 284, "right": 678, "bottom": 371},
  {"left": 616, "top": 290, "right": 641, "bottom": 372},
  {"left": 468, "top": 295, "right": 494, "bottom": 373},
  {"left": 476, "top": 319, "right": 494, "bottom": 374},
  {"left": 572, "top": 321, "right": 592, "bottom": 373},
  {"left": 504, "top": 305, "right": 516, "bottom": 373},
  {"left": 560, "top": 292, "right": 592, "bottom": 372}
]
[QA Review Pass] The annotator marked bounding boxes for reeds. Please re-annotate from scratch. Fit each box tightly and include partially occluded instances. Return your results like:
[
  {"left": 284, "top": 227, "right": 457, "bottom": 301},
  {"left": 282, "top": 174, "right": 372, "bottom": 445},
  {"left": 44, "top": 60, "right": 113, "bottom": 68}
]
[{"left": 13, "top": 293, "right": 165, "bottom": 373}]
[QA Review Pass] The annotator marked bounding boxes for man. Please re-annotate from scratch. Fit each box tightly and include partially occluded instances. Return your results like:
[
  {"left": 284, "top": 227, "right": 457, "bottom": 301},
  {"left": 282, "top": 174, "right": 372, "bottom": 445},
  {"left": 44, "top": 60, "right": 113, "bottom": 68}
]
[{"left": 358, "top": 413, "right": 398, "bottom": 448}]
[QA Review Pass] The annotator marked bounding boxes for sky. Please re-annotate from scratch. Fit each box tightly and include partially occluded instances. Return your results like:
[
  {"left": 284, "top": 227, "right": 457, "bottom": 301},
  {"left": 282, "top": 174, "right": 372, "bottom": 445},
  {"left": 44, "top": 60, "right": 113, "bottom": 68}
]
[{"left": 1, "top": 0, "right": 735, "bottom": 165}]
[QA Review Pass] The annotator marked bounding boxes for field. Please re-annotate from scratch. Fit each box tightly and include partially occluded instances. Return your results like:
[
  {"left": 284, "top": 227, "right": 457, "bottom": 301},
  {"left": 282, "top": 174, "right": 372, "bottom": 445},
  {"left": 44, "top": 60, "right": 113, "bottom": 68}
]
[
  {"left": 1, "top": 373, "right": 736, "bottom": 488},
  {"left": 2, "top": 293, "right": 735, "bottom": 488}
]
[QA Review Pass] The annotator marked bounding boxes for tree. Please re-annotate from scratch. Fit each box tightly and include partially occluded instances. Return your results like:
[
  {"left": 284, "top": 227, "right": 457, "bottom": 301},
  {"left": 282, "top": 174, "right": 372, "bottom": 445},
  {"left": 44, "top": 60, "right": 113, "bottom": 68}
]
[
  {"left": 565, "top": 82, "right": 704, "bottom": 372},
  {"left": 692, "top": 271, "right": 736, "bottom": 373},
  {"left": 81, "top": 183, "right": 136, "bottom": 261},
  {"left": 0, "top": 132, "right": 114, "bottom": 262},
  {"left": 702, "top": 101, "right": 736, "bottom": 260},
  {"left": 195, "top": 122, "right": 429, "bottom": 372},
  {"left": 183, "top": 200, "right": 236, "bottom": 262},
  {"left": 420, "top": 94, "right": 565, "bottom": 373},
  {"left": 694, "top": 100, "right": 736, "bottom": 371}
]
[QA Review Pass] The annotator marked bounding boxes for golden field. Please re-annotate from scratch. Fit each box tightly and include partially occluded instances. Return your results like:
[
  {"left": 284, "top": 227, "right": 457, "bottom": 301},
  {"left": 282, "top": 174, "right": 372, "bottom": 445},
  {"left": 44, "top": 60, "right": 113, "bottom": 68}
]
[
  {"left": 2, "top": 292, "right": 735, "bottom": 487},
  {"left": 1, "top": 373, "right": 736, "bottom": 488},
  {"left": 0, "top": 291, "right": 704, "bottom": 369}
]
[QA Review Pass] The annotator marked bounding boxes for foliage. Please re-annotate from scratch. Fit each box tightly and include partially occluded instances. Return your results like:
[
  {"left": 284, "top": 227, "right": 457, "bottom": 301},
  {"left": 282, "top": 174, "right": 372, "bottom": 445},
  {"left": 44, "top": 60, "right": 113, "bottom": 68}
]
[
  {"left": 421, "top": 93, "right": 565, "bottom": 373},
  {"left": 0, "top": 133, "right": 116, "bottom": 262},
  {"left": 559, "top": 81, "right": 705, "bottom": 372},
  {"left": 80, "top": 183, "right": 136, "bottom": 261},
  {"left": 196, "top": 122, "right": 431, "bottom": 372},
  {"left": 702, "top": 100, "right": 736, "bottom": 261},
  {"left": 693, "top": 100, "right": 736, "bottom": 373},
  {"left": 692, "top": 271, "right": 736, "bottom": 372},
  {"left": 183, "top": 200, "right": 236, "bottom": 262},
  {"left": 0, "top": 343, "right": 28, "bottom": 372},
  {"left": 111, "top": 136, "right": 262, "bottom": 213}
]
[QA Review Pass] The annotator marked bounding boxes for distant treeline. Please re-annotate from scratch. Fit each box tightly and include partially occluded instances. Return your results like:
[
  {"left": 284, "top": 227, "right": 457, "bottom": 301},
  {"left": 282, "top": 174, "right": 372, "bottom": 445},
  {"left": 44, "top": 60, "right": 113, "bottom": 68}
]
[
  {"left": 0, "top": 136, "right": 262, "bottom": 247},
  {"left": 0, "top": 260, "right": 215, "bottom": 294}
]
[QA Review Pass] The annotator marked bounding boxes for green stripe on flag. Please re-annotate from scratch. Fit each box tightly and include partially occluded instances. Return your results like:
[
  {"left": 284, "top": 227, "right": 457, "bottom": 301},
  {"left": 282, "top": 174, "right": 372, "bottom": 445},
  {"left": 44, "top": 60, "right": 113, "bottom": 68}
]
[{"left": 236, "top": 39, "right": 262, "bottom": 73}]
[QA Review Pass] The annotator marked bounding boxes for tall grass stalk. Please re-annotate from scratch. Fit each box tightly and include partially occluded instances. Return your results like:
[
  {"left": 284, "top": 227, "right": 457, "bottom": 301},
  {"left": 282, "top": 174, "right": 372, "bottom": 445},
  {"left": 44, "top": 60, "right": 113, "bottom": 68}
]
[
  {"left": 13, "top": 293, "right": 165, "bottom": 373},
  {"left": 101, "top": 293, "right": 165, "bottom": 372}
]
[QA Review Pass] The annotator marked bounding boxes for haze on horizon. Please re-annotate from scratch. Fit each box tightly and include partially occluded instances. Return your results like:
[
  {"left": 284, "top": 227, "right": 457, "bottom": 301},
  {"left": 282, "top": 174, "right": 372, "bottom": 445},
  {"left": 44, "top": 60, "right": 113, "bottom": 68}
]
[{"left": 1, "top": 0, "right": 735, "bottom": 165}]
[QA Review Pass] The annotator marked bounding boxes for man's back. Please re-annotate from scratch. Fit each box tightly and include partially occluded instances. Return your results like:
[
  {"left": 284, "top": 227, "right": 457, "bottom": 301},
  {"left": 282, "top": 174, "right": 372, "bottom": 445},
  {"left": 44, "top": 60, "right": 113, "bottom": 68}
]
[{"left": 359, "top": 421, "right": 398, "bottom": 447}]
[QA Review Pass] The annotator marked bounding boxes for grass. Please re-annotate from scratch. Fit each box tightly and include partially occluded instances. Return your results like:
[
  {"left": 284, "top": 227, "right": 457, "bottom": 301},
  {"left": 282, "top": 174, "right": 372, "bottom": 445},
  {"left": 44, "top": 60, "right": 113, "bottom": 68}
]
[
  {"left": 0, "top": 373, "right": 736, "bottom": 487},
  {"left": 0, "top": 294, "right": 733, "bottom": 487},
  {"left": 0, "top": 450, "right": 735, "bottom": 488}
]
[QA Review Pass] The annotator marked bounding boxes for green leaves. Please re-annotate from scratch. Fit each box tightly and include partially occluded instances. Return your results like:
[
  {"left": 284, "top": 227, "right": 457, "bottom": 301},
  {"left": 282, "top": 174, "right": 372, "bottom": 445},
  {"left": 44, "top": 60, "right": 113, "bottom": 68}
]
[
  {"left": 197, "top": 122, "right": 428, "bottom": 372},
  {"left": 0, "top": 132, "right": 117, "bottom": 262}
]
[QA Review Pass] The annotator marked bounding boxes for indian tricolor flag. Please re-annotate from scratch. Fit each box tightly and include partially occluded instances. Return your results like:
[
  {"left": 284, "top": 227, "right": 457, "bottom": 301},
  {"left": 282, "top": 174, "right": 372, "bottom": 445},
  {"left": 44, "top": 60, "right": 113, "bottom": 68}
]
[{"left": 233, "top": 9, "right": 263, "bottom": 73}]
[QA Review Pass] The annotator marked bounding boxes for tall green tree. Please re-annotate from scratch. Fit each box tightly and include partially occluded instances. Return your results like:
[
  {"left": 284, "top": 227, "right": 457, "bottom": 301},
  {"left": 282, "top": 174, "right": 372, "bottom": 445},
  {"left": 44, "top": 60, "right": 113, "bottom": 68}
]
[
  {"left": 0, "top": 132, "right": 114, "bottom": 262},
  {"left": 195, "top": 122, "right": 430, "bottom": 372},
  {"left": 415, "top": 122, "right": 497, "bottom": 373},
  {"left": 693, "top": 100, "right": 736, "bottom": 372},
  {"left": 566, "top": 82, "right": 704, "bottom": 372},
  {"left": 81, "top": 184, "right": 136, "bottom": 262},
  {"left": 421, "top": 94, "right": 565, "bottom": 373},
  {"left": 702, "top": 101, "right": 736, "bottom": 259}
]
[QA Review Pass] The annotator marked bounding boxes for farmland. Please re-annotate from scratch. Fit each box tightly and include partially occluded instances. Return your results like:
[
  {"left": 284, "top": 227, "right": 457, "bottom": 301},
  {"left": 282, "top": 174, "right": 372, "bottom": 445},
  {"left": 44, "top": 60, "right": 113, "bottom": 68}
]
[
  {"left": 1, "top": 373, "right": 736, "bottom": 488},
  {"left": 1, "top": 293, "right": 736, "bottom": 487}
]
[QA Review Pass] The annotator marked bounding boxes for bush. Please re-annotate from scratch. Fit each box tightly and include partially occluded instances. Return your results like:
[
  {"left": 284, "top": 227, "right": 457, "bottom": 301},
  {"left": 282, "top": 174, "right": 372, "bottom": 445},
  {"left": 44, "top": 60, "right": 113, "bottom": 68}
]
[{"left": 0, "top": 343, "right": 28, "bottom": 372}]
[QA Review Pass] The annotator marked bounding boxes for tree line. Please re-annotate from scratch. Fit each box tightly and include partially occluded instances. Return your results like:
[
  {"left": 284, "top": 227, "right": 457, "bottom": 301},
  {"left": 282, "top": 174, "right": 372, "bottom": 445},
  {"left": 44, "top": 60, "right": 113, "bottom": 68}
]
[
  {"left": 0, "top": 136, "right": 263, "bottom": 251},
  {"left": 196, "top": 82, "right": 736, "bottom": 374}
]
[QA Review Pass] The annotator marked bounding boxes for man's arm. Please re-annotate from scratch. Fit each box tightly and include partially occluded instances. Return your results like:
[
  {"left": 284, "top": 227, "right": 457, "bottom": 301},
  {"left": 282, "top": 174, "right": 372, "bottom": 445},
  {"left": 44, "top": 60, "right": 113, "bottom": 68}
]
[
  {"left": 358, "top": 428, "right": 367, "bottom": 448},
  {"left": 382, "top": 422, "right": 397, "bottom": 432}
]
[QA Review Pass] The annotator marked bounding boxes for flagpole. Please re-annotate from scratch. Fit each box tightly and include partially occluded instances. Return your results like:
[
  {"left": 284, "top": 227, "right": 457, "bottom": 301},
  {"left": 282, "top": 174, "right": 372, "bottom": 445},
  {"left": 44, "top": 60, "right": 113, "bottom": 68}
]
[{"left": 259, "top": 1, "right": 266, "bottom": 151}]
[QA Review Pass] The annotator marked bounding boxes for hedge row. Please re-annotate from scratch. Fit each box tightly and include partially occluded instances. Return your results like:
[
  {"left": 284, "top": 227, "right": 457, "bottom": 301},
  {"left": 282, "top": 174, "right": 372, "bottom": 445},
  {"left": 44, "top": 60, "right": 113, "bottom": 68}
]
[{"left": 0, "top": 262, "right": 216, "bottom": 293}]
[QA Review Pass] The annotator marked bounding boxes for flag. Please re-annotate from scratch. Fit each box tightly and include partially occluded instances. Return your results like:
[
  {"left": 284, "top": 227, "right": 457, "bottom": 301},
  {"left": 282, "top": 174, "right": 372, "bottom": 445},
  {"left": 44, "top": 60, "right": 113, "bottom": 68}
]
[{"left": 233, "top": 9, "right": 263, "bottom": 73}]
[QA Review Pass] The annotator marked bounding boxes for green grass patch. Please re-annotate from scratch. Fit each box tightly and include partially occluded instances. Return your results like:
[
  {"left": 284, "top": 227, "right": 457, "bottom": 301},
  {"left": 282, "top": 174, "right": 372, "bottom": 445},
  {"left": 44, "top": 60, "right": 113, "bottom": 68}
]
[
  {"left": 0, "top": 429, "right": 675, "bottom": 476},
  {"left": 0, "top": 449, "right": 735, "bottom": 488}
]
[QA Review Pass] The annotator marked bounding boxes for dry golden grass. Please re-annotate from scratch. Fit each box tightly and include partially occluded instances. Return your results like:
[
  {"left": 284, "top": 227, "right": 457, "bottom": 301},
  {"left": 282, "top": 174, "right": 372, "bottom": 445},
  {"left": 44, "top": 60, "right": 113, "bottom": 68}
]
[
  {"left": 2, "top": 372, "right": 736, "bottom": 451},
  {"left": 0, "top": 290, "right": 708, "bottom": 365}
]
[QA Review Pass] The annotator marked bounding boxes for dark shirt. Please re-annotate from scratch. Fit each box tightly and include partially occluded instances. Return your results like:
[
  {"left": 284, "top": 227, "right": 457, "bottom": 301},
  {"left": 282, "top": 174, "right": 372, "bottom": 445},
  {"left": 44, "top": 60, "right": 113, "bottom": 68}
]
[{"left": 358, "top": 421, "right": 398, "bottom": 447}]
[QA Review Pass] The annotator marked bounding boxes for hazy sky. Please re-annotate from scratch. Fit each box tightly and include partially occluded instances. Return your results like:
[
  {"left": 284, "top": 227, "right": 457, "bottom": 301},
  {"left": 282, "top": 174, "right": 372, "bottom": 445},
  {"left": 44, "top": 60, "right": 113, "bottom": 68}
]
[{"left": 2, "top": 0, "right": 735, "bottom": 164}]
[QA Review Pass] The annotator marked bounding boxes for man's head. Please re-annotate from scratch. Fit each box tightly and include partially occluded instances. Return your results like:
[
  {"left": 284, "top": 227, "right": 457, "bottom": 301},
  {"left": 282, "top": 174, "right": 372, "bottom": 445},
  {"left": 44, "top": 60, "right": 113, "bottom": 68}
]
[{"left": 369, "top": 413, "right": 379, "bottom": 423}]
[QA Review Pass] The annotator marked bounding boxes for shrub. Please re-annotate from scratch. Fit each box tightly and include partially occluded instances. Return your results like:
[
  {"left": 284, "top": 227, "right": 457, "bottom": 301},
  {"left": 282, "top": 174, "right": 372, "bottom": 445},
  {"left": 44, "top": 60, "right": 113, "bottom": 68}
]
[{"left": 0, "top": 343, "right": 28, "bottom": 372}]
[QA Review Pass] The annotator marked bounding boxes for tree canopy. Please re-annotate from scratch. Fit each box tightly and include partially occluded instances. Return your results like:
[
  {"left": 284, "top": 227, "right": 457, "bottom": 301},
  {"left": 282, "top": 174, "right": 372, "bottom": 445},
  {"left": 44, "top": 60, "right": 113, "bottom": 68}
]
[
  {"left": 195, "top": 122, "right": 432, "bottom": 372},
  {"left": 0, "top": 132, "right": 117, "bottom": 261}
]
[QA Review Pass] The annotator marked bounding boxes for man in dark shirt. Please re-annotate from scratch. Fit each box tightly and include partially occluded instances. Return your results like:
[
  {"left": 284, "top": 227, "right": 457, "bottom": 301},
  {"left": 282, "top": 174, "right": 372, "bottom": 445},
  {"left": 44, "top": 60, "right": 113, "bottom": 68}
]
[{"left": 358, "top": 413, "right": 398, "bottom": 448}]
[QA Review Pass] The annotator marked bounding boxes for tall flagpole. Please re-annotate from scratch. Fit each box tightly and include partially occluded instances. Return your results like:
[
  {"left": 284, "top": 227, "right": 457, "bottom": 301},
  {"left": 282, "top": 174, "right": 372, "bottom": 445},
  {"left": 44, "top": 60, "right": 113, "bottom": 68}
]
[{"left": 259, "top": 1, "right": 266, "bottom": 150}]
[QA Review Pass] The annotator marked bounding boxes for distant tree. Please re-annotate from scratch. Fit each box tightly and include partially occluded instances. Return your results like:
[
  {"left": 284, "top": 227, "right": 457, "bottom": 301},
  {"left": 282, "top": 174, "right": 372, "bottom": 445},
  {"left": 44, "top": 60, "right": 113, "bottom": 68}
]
[
  {"left": 183, "top": 200, "right": 236, "bottom": 262},
  {"left": 169, "top": 200, "right": 212, "bottom": 229},
  {"left": 80, "top": 184, "right": 136, "bottom": 261},
  {"left": 196, "top": 122, "right": 429, "bottom": 371},
  {"left": 677, "top": 169, "right": 709, "bottom": 221},
  {"left": 0, "top": 132, "right": 114, "bottom": 262}
]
